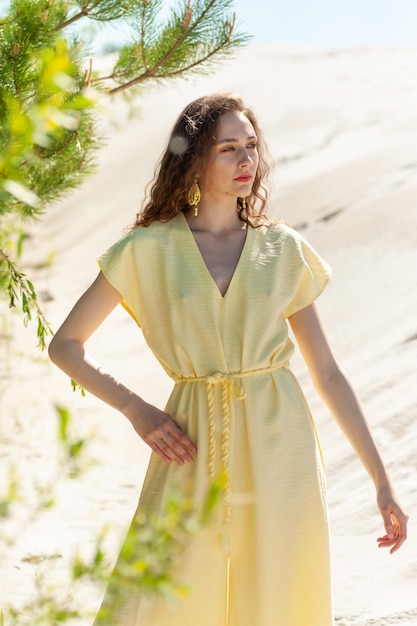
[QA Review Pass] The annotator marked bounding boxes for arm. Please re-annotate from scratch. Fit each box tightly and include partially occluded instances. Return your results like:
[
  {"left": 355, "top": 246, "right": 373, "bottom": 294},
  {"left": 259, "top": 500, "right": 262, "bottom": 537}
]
[
  {"left": 288, "top": 302, "right": 408, "bottom": 553},
  {"left": 48, "top": 271, "right": 197, "bottom": 465}
]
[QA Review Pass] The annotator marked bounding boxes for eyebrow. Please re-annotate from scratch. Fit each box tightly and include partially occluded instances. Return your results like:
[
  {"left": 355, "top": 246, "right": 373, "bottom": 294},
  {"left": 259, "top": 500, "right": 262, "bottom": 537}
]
[{"left": 216, "top": 135, "right": 257, "bottom": 145}]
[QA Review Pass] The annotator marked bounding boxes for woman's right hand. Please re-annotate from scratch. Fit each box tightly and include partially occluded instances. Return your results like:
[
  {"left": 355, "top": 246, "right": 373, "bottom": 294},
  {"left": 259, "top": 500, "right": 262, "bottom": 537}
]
[
  {"left": 48, "top": 272, "right": 196, "bottom": 465},
  {"left": 125, "top": 399, "right": 197, "bottom": 465}
]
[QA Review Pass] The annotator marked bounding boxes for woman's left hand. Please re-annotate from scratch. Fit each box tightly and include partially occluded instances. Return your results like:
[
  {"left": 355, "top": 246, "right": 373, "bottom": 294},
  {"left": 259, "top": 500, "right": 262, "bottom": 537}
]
[
  {"left": 376, "top": 483, "right": 409, "bottom": 554},
  {"left": 289, "top": 304, "right": 409, "bottom": 554}
]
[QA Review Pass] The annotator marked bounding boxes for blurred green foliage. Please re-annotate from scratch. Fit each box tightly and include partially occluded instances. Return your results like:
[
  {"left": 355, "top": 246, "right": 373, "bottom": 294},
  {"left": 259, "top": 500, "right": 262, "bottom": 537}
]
[
  {"left": 0, "top": 0, "right": 248, "bottom": 347},
  {"left": 1, "top": 2, "right": 243, "bottom": 622},
  {"left": 1, "top": 404, "right": 224, "bottom": 625}
]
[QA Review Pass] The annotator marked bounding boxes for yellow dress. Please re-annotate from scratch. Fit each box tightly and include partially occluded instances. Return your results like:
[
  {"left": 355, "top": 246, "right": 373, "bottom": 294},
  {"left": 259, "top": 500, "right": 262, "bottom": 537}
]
[{"left": 95, "top": 211, "right": 333, "bottom": 626}]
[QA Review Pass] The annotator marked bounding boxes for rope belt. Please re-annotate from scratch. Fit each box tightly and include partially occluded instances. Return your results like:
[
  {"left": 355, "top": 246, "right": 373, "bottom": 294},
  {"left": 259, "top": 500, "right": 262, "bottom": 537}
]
[{"left": 173, "top": 361, "right": 289, "bottom": 526}]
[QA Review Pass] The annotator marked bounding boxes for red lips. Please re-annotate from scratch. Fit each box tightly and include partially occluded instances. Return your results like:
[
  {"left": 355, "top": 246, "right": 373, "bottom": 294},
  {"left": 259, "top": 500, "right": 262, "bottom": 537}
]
[{"left": 234, "top": 174, "right": 252, "bottom": 182}]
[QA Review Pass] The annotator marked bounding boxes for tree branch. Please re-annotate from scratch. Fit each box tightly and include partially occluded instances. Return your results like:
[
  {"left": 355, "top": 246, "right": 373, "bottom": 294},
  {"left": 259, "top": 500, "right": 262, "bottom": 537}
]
[
  {"left": 11, "top": 44, "right": 21, "bottom": 98},
  {"left": 107, "top": 39, "right": 228, "bottom": 95},
  {"left": 152, "top": 38, "right": 234, "bottom": 79},
  {"left": 109, "top": 1, "right": 236, "bottom": 96},
  {"left": 108, "top": 9, "right": 235, "bottom": 96},
  {"left": 55, "top": 11, "right": 85, "bottom": 31},
  {"left": 134, "top": 1, "right": 201, "bottom": 85},
  {"left": 35, "top": 130, "right": 79, "bottom": 160},
  {"left": 55, "top": 1, "right": 93, "bottom": 31},
  {"left": 1, "top": 249, "right": 54, "bottom": 350},
  {"left": 140, "top": 2, "right": 149, "bottom": 72}
]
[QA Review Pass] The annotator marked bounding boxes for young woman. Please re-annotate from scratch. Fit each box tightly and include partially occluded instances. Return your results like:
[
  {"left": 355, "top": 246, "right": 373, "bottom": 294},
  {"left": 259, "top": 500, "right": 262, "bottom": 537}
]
[{"left": 49, "top": 93, "right": 408, "bottom": 626}]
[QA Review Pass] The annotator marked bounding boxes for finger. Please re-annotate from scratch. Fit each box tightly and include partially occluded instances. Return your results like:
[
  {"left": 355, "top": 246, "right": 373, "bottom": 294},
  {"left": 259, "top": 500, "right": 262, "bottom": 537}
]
[
  {"left": 159, "top": 430, "right": 197, "bottom": 464},
  {"left": 377, "top": 520, "right": 399, "bottom": 541},
  {"left": 143, "top": 413, "right": 197, "bottom": 463},
  {"left": 159, "top": 421, "right": 197, "bottom": 456},
  {"left": 143, "top": 430, "right": 191, "bottom": 464},
  {"left": 151, "top": 424, "right": 196, "bottom": 464},
  {"left": 150, "top": 438, "right": 191, "bottom": 465},
  {"left": 390, "top": 510, "right": 408, "bottom": 552},
  {"left": 377, "top": 519, "right": 407, "bottom": 554},
  {"left": 378, "top": 535, "right": 406, "bottom": 554},
  {"left": 389, "top": 521, "right": 408, "bottom": 554},
  {"left": 160, "top": 421, "right": 198, "bottom": 454},
  {"left": 377, "top": 535, "right": 397, "bottom": 548},
  {"left": 149, "top": 441, "right": 175, "bottom": 463},
  {"left": 391, "top": 534, "right": 407, "bottom": 554},
  {"left": 155, "top": 437, "right": 189, "bottom": 465},
  {"left": 381, "top": 509, "right": 395, "bottom": 539}
]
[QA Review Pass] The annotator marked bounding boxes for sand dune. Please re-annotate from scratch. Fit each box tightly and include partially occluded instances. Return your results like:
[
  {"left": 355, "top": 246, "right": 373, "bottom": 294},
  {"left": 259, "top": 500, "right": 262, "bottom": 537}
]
[{"left": 1, "top": 44, "right": 417, "bottom": 624}]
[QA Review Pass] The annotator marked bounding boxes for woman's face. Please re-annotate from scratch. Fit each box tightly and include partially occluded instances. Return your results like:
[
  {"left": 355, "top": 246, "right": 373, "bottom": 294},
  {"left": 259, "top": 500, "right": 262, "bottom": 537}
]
[{"left": 199, "top": 110, "right": 259, "bottom": 202}]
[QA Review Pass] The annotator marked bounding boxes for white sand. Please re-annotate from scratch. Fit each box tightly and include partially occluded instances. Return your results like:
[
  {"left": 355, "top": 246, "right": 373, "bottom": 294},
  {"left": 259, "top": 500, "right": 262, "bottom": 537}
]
[{"left": 1, "top": 44, "right": 417, "bottom": 624}]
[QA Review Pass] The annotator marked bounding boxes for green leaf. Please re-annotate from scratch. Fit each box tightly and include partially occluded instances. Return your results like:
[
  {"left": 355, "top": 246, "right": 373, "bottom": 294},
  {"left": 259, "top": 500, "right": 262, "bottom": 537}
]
[
  {"left": 71, "top": 378, "right": 86, "bottom": 395},
  {"left": 55, "top": 404, "right": 70, "bottom": 442},
  {"left": 68, "top": 438, "right": 86, "bottom": 459}
]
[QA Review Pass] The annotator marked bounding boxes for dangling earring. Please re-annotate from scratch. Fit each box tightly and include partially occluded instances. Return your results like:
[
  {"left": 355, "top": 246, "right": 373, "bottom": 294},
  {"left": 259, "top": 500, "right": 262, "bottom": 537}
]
[
  {"left": 188, "top": 180, "right": 201, "bottom": 217},
  {"left": 240, "top": 197, "right": 247, "bottom": 209}
]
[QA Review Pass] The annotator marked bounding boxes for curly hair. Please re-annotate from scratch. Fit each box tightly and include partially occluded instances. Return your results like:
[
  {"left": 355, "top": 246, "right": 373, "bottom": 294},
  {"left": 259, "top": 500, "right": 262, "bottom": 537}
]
[{"left": 134, "top": 93, "right": 272, "bottom": 227}]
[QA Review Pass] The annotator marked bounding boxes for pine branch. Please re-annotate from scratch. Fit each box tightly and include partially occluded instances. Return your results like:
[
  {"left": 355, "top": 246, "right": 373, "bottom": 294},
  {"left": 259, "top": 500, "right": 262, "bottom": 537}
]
[
  {"left": 187, "top": 0, "right": 220, "bottom": 39},
  {"left": 35, "top": 130, "right": 79, "bottom": 161},
  {"left": 138, "top": 3, "right": 197, "bottom": 80},
  {"left": 103, "top": 1, "right": 246, "bottom": 95},
  {"left": 0, "top": 0, "right": 249, "bottom": 349},
  {"left": 107, "top": 35, "right": 238, "bottom": 94},
  {"left": 1, "top": 248, "right": 54, "bottom": 350},
  {"left": 55, "top": 7, "right": 91, "bottom": 32},
  {"left": 140, "top": 1, "right": 149, "bottom": 72},
  {"left": 145, "top": 30, "right": 235, "bottom": 81},
  {"left": 56, "top": 0, "right": 136, "bottom": 30},
  {"left": 10, "top": 46, "right": 21, "bottom": 99}
]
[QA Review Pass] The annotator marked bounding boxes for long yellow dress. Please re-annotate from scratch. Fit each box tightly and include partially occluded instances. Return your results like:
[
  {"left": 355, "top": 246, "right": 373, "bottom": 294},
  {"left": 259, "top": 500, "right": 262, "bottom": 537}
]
[{"left": 95, "top": 211, "right": 333, "bottom": 626}]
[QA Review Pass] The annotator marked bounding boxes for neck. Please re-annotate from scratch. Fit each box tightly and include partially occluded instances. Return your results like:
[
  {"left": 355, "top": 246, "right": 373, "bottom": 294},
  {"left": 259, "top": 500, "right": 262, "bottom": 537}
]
[{"left": 187, "top": 193, "right": 243, "bottom": 234}]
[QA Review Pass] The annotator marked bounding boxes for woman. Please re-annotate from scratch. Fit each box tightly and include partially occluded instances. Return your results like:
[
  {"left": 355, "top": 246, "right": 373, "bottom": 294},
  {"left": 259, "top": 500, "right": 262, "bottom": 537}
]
[{"left": 49, "top": 93, "right": 408, "bottom": 626}]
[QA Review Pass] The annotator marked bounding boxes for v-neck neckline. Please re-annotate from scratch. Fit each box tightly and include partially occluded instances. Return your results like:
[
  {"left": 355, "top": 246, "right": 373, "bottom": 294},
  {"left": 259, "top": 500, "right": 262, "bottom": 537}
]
[{"left": 178, "top": 210, "right": 251, "bottom": 299}]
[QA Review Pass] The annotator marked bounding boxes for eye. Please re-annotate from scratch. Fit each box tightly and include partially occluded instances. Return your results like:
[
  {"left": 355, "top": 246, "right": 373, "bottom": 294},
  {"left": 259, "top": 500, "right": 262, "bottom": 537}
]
[
  {"left": 220, "top": 145, "right": 234, "bottom": 152},
  {"left": 247, "top": 142, "right": 258, "bottom": 150}
]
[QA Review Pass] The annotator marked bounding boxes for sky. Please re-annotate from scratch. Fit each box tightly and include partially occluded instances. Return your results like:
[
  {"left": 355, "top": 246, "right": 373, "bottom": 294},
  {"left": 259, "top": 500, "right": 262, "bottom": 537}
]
[
  {"left": 99, "top": 0, "right": 417, "bottom": 51},
  {"left": 0, "top": 1, "right": 416, "bottom": 50},
  {"left": 233, "top": 0, "right": 417, "bottom": 48}
]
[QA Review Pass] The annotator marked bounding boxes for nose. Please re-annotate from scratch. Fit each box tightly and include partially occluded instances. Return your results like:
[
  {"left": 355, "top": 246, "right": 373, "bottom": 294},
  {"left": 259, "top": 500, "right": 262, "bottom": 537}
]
[{"left": 239, "top": 147, "right": 253, "bottom": 167}]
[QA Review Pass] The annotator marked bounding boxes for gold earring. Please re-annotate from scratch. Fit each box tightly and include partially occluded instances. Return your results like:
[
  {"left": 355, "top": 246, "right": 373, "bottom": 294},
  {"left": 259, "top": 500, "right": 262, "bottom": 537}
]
[
  {"left": 240, "top": 197, "right": 247, "bottom": 209},
  {"left": 188, "top": 180, "right": 201, "bottom": 217}
]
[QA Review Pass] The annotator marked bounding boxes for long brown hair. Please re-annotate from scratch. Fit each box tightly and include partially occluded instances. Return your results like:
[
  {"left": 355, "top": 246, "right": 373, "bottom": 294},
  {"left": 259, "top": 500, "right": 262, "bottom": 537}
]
[{"left": 135, "top": 93, "right": 272, "bottom": 227}]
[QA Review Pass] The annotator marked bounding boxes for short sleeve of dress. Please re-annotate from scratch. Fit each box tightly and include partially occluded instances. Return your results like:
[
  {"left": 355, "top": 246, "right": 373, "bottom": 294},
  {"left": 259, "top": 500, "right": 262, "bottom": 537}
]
[
  {"left": 281, "top": 226, "right": 331, "bottom": 319},
  {"left": 97, "top": 232, "right": 141, "bottom": 327}
]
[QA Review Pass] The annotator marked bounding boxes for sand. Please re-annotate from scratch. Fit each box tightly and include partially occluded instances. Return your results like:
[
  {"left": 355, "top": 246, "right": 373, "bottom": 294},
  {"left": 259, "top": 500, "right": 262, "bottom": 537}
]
[{"left": 1, "top": 44, "right": 417, "bottom": 624}]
